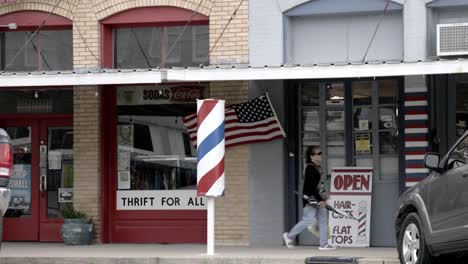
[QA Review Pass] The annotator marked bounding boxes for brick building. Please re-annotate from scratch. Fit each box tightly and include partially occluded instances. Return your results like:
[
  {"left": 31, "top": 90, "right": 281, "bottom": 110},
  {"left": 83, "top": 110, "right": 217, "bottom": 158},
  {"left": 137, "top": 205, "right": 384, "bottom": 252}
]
[{"left": 0, "top": 0, "right": 250, "bottom": 245}]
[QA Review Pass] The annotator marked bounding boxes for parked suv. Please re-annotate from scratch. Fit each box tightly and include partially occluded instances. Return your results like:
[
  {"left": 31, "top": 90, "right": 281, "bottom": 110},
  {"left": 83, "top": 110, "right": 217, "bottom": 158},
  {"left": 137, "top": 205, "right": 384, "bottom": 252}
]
[
  {"left": 0, "top": 128, "right": 12, "bottom": 250},
  {"left": 395, "top": 131, "right": 468, "bottom": 264}
]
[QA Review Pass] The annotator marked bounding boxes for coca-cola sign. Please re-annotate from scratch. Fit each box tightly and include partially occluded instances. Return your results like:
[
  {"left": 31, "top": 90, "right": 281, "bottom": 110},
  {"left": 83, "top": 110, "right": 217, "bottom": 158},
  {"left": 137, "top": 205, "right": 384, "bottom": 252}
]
[
  {"left": 170, "top": 86, "right": 203, "bottom": 102},
  {"left": 117, "top": 85, "right": 207, "bottom": 105}
]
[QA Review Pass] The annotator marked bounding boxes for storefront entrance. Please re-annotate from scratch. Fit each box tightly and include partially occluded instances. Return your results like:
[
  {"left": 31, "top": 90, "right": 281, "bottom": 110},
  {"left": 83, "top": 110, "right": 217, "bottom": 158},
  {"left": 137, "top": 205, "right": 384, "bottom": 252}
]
[
  {"left": 431, "top": 74, "right": 468, "bottom": 155},
  {"left": 0, "top": 117, "right": 73, "bottom": 242}
]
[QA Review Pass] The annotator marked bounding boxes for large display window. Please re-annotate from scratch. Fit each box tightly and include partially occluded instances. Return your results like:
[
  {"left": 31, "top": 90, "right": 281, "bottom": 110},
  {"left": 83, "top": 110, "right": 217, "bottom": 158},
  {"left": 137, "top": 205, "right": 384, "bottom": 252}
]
[{"left": 114, "top": 84, "right": 207, "bottom": 211}]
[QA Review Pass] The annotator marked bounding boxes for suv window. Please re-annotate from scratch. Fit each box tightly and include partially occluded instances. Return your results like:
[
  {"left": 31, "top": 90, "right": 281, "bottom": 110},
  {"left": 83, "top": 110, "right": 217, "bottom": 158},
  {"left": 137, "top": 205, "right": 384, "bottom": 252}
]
[{"left": 447, "top": 135, "right": 468, "bottom": 169}]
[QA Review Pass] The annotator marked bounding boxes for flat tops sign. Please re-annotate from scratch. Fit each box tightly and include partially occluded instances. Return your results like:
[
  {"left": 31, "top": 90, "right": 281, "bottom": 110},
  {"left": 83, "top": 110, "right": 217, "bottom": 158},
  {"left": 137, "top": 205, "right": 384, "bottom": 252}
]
[
  {"left": 329, "top": 167, "right": 373, "bottom": 248},
  {"left": 117, "top": 84, "right": 207, "bottom": 105},
  {"left": 117, "top": 190, "right": 206, "bottom": 210}
]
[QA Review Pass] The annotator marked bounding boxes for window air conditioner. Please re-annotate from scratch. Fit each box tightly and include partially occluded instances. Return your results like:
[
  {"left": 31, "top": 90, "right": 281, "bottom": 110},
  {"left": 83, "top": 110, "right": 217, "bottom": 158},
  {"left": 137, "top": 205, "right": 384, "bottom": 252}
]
[{"left": 437, "top": 23, "right": 468, "bottom": 56}]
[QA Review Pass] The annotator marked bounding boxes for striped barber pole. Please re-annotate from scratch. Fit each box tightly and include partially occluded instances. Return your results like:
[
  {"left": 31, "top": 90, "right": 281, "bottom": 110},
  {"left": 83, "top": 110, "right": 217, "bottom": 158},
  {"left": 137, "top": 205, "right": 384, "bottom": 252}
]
[
  {"left": 404, "top": 78, "right": 430, "bottom": 188},
  {"left": 196, "top": 99, "right": 225, "bottom": 197},
  {"left": 357, "top": 201, "right": 368, "bottom": 243}
]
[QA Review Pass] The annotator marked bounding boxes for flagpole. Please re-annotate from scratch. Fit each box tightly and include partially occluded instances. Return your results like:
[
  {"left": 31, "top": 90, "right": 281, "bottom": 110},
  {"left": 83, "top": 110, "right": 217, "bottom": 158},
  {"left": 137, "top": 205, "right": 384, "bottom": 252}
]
[{"left": 207, "top": 197, "right": 215, "bottom": 255}]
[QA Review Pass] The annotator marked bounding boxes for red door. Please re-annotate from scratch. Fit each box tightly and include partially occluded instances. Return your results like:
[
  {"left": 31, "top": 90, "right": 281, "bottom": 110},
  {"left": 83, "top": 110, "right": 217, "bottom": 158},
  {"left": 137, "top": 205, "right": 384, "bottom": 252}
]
[{"left": 1, "top": 117, "right": 72, "bottom": 241}]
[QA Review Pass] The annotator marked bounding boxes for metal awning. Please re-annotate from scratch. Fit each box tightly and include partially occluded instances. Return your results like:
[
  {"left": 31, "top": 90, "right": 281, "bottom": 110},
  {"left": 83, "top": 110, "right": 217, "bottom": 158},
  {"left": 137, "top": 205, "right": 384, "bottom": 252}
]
[
  {"left": 0, "top": 69, "right": 163, "bottom": 87},
  {"left": 2, "top": 58, "right": 468, "bottom": 87},
  {"left": 166, "top": 59, "right": 468, "bottom": 82}
]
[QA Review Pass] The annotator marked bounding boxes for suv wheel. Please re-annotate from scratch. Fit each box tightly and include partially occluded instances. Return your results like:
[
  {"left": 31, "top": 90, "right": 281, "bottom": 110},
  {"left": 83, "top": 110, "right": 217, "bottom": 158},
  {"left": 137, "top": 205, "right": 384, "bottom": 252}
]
[{"left": 398, "top": 213, "right": 434, "bottom": 264}]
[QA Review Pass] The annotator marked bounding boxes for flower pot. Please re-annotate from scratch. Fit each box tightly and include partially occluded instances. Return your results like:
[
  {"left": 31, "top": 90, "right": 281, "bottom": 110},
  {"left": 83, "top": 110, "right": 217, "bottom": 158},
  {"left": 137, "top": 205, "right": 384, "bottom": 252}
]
[{"left": 61, "top": 219, "right": 94, "bottom": 245}]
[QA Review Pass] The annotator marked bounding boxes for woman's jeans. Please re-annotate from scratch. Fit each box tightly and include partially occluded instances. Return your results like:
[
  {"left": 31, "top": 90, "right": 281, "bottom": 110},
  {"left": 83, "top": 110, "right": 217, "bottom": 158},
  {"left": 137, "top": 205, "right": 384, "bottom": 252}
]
[{"left": 287, "top": 205, "right": 328, "bottom": 247}]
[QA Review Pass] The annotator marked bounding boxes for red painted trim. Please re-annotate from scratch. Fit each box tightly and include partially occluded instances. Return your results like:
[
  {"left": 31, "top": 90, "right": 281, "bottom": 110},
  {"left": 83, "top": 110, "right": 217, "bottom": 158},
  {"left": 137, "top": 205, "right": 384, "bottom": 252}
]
[
  {"left": 100, "top": 6, "right": 208, "bottom": 69},
  {"left": 102, "top": 85, "right": 208, "bottom": 243},
  {"left": 101, "top": 24, "right": 113, "bottom": 68},
  {"left": 101, "top": 7, "right": 208, "bottom": 26},
  {"left": 0, "top": 11, "right": 72, "bottom": 31}
]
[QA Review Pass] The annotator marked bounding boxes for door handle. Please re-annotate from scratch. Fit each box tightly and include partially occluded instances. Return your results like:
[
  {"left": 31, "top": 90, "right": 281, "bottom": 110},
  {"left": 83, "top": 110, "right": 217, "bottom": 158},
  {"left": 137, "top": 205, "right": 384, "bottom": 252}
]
[{"left": 40, "top": 174, "right": 47, "bottom": 193}]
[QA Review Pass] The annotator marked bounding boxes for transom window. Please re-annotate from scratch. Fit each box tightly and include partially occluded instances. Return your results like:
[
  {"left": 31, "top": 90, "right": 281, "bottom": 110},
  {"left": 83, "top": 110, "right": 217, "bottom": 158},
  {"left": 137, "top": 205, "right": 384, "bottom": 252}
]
[
  {"left": 114, "top": 25, "right": 209, "bottom": 68},
  {"left": 0, "top": 30, "right": 72, "bottom": 71}
]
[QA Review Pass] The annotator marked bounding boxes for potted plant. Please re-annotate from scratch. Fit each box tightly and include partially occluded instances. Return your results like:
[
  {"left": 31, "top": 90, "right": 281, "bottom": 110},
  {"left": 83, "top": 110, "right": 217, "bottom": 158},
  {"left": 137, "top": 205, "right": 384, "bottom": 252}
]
[{"left": 60, "top": 203, "right": 94, "bottom": 245}]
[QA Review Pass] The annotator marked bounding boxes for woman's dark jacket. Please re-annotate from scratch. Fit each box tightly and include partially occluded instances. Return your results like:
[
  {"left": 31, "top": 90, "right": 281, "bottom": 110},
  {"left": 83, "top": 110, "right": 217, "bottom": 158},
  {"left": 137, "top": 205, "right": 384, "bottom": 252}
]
[{"left": 302, "top": 164, "right": 326, "bottom": 207}]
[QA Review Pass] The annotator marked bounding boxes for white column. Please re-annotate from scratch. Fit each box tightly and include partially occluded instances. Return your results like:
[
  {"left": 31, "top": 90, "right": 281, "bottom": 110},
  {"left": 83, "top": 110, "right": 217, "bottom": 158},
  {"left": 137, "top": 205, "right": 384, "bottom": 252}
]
[{"left": 404, "top": 0, "right": 427, "bottom": 61}]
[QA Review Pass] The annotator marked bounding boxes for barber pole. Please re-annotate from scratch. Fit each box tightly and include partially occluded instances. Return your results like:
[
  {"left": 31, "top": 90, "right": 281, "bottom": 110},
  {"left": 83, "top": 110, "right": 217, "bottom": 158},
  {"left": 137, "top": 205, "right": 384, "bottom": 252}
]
[{"left": 196, "top": 99, "right": 225, "bottom": 255}]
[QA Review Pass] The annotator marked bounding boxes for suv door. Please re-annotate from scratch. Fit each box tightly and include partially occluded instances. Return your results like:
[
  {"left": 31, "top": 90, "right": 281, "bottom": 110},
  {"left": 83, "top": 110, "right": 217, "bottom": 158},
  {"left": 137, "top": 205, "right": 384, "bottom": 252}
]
[{"left": 431, "top": 135, "right": 468, "bottom": 244}]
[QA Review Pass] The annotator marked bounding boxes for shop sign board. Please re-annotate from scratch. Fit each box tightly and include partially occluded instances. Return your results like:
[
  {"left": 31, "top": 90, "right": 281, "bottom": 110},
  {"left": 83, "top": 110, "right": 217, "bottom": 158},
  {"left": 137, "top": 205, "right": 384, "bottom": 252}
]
[
  {"left": 117, "top": 190, "right": 206, "bottom": 210},
  {"left": 117, "top": 84, "right": 207, "bottom": 105},
  {"left": 8, "top": 164, "right": 31, "bottom": 212},
  {"left": 328, "top": 167, "right": 372, "bottom": 247}
]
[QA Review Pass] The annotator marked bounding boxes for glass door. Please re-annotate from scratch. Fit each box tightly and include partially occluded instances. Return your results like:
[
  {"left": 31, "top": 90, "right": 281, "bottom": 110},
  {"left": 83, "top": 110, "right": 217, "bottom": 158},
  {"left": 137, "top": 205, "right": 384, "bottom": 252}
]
[
  {"left": 0, "top": 120, "right": 39, "bottom": 241},
  {"left": 39, "top": 119, "right": 73, "bottom": 241},
  {"left": 0, "top": 118, "right": 72, "bottom": 242}
]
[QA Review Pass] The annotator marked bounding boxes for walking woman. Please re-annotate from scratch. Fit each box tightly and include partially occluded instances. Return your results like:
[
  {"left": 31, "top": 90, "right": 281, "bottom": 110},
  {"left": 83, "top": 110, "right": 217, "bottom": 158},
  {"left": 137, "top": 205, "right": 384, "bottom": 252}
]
[{"left": 282, "top": 145, "right": 336, "bottom": 250}]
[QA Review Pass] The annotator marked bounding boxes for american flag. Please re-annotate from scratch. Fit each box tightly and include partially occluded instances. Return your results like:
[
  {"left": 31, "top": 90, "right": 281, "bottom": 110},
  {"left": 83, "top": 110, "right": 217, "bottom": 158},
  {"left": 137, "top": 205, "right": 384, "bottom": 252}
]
[{"left": 183, "top": 93, "right": 286, "bottom": 148}]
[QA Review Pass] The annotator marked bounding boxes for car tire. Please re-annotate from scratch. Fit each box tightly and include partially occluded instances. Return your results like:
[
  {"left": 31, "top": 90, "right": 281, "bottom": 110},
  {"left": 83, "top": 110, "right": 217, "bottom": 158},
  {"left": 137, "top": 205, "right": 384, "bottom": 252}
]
[{"left": 398, "top": 212, "right": 434, "bottom": 264}]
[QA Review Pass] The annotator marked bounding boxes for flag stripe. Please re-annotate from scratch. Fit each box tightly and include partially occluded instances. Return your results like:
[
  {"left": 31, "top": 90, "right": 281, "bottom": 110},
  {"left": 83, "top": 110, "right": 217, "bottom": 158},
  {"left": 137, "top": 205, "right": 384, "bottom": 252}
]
[{"left": 184, "top": 93, "right": 285, "bottom": 149}]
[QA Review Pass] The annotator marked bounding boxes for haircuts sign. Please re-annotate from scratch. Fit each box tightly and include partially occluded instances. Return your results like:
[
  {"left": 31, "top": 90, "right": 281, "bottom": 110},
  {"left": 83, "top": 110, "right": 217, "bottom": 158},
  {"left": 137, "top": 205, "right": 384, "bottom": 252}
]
[{"left": 328, "top": 167, "right": 372, "bottom": 247}]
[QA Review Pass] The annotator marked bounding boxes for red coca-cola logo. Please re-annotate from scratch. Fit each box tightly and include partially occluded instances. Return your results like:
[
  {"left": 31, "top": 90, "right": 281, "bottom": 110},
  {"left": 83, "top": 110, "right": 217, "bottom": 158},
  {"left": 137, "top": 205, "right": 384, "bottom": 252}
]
[{"left": 170, "top": 86, "right": 203, "bottom": 102}]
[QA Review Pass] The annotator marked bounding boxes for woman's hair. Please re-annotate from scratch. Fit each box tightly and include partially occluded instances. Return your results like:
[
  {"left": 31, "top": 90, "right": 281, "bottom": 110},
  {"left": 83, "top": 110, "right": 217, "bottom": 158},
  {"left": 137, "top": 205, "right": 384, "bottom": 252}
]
[{"left": 305, "top": 145, "right": 320, "bottom": 164}]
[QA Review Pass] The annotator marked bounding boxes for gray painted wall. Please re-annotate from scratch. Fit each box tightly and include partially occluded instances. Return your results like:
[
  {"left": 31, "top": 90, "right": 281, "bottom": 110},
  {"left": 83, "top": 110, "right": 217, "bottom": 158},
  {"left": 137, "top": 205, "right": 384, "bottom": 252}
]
[
  {"left": 248, "top": 81, "right": 286, "bottom": 245},
  {"left": 287, "top": 11, "right": 403, "bottom": 64}
]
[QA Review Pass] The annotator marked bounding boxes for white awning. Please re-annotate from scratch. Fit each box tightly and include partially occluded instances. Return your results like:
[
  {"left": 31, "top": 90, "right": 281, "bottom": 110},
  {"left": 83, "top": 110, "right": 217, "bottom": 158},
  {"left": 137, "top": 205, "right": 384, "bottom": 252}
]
[
  {"left": 0, "top": 69, "right": 163, "bottom": 87},
  {"left": 165, "top": 59, "right": 468, "bottom": 82},
  {"left": 2, "top": 58, "right": 468, "bottom": 87}
]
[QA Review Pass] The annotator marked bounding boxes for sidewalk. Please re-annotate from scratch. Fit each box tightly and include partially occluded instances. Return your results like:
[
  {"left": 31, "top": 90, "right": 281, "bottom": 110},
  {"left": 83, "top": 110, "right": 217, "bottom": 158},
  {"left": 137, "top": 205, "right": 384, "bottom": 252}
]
[{"left": 0, "top": 242, "right": 399, "bottom": 264}]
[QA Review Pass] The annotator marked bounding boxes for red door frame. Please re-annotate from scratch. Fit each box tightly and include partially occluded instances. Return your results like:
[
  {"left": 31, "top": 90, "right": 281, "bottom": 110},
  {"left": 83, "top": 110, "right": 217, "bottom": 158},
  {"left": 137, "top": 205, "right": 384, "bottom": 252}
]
[
  {"left": 101, "top": 86, "right": 207, "bottom": 243},
  {"left": 99, "top": 6, "right": 209, "bottom": 243},
  {"left": 0, "top": 114, "right": 72, "bottom": 241},
  {"left": 38, "top": 118, "right": 73, "bottom": 241}
]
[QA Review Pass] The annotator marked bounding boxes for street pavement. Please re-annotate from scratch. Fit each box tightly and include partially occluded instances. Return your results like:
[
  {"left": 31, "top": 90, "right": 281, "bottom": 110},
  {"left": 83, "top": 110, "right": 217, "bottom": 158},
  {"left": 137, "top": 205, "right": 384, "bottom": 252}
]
[{"left": 0, "top": 242, "right": 399, "bottom": 264}]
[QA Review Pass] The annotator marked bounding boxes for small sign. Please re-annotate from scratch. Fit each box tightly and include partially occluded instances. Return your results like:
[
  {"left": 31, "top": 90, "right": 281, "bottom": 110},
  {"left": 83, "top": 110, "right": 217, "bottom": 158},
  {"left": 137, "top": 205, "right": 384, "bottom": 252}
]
[
  {"left": 358, "top": 120, "right": 369, "bottom": 130},
  {"left": 117, "top": 84, "right": 207, "bottom": 106},
  {"left": 48, "top": 151, "right": 62, "bottom": 170},
  {"left": 58, "top": 188, "right": 73, "bottom": 203},
  {"left": 117, "top": 190, "right": 206, "bottom": 210},
  {"left": 118, "top": 171, "right": 131, "bottom": 190},
  {"left": 355, "top": 134, "right": 371, "bottom": 155},
  {"left": 329, "top": 167, "right": 373, "bottom": 248}
]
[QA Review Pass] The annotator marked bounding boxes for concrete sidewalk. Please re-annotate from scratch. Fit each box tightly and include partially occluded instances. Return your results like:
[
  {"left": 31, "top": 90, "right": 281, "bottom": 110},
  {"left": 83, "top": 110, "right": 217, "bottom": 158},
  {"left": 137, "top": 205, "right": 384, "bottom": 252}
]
[{"left": 0, "top": 242, "right": 399, "bottom": 264}]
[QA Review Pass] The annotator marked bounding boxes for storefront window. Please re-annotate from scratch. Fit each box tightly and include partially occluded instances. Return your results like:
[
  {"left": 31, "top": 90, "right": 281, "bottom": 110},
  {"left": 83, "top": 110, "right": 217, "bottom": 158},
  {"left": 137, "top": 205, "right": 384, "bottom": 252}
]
[
  {"left": 115, "top": 84, "right": 207, "bottom": 210},
  {"left": 114, "top": 25, "right": 209, "bottom": 68},
  {"left": 300, "top": 79, "right": 401, "bottom": 180},
  {"left": 0, "top": 30, "right": 72, "bottom": 71}
]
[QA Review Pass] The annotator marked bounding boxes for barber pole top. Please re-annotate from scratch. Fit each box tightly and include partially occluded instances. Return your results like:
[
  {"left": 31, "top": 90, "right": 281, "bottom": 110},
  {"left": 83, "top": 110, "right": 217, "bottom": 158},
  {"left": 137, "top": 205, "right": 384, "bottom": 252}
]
[{"left": 196, "top": 99, "right": 225, "bottom": 197}]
